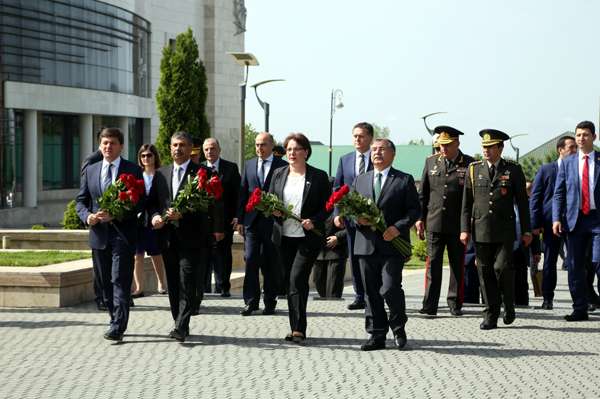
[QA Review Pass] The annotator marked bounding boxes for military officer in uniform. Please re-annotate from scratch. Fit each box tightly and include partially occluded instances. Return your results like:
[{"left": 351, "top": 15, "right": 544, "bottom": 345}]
[
  {"left": 460, "top": 129, "right": 532, "bottom": 330},
  {"left": 416, "top": 126, "right": 474, "bottom": 316}
]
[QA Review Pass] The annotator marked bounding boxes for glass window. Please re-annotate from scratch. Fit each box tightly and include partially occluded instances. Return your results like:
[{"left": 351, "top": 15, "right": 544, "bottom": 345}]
[
  {"left": 42, "top": 114, "right": 79, "bottom": 190},
  {"left": 0, "top": 110, "right": 24, "bottom": 208}
]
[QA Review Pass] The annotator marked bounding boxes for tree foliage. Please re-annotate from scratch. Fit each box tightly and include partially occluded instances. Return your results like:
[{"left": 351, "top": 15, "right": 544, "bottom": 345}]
[
  {"left": 244, "top": 123, "right": 259, "bottom": 161},
  {"left": 156, "top": 28, "right": 210, "bottom": 163},
  {"left": 373, "top": 123, "right": 390, "bottom": 139},
  {"left": 62, "top": 200, "right": 85, "bottom": 229}
]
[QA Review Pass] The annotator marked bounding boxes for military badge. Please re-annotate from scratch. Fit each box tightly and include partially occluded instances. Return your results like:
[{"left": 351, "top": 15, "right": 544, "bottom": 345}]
[
  {"left": 483, "top": 133, "right": 491, "bottom": 141},
  {"left": 500, "top": 187, "right": 508, "bottom": 196}
]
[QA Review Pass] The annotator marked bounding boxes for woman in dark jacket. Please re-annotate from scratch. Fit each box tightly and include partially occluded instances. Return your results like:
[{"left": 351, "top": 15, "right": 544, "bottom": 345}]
[{"left": 269, "top": 133, "right": 331, "bottom": 344}]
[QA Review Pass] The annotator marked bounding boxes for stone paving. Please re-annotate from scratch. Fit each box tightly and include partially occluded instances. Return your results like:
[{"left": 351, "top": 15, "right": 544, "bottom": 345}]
[{"left": 1, "top": 268, "right": 600, "bottom": 398}]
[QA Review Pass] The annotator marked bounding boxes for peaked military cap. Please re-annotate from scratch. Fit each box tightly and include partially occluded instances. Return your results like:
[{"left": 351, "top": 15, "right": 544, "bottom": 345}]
[
  {"left": 432, "top": 133, "right": 441, "bottom": 149},
  {"left": 434, "top": 125, "right": 464, "bottom": 144},
  {"left": 479, "top": 129, "right": 510, "bottom": 146}
]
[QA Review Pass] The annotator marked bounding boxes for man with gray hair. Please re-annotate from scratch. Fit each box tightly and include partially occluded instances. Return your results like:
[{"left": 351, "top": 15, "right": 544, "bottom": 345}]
[{"left": 150, "top": 132, "right": 224, "bottom": 342}]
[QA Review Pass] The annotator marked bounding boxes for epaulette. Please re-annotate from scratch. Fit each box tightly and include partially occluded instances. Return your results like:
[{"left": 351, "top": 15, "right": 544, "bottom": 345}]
[
  {"left": 426, "top": 154, "right": 438, "bottom": 159},
  {"left": 504, "top": 159, "right": 519, "bottom": 165},
  {"left": 471, "top": 160, "right": 483, "bottom": 165}
]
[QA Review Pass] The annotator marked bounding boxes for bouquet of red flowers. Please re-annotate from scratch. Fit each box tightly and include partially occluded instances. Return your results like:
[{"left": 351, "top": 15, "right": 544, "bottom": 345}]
[
  {"left": 326, "top": 184, "right": 412, "bottom": 257},
  {"left": 245, "top": 188, "right": 322, "bottom": 236},
  {"left": 164, "top": 168, "right": 223, "bottom": 223},
  {"left": 97, "top": 173, "right": 145, "bottom": 221}
]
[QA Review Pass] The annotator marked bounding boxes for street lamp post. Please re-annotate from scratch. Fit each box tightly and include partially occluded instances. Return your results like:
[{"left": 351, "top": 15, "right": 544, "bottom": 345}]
[
  {"left": 228, "top": 52, "right": 259, "bottom": 169},
  {"left": 421, "top": 111, "right": 447, "bottom": 155},
  {"left": 328, "top": 89, "right": 344, "bottom": 176},
  {"left": 251, "top": 79, "right": 285, "bottom": 132},
  {"left": 508, "top": 133, "right": 528, "bottom": 162}
]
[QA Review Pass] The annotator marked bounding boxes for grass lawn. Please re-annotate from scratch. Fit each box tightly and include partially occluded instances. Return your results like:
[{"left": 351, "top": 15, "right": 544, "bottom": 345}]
[
  {"left": 0, "top": 251, "right": 91, "bottom": 267},
  {"left": 404, "top": 230, "right": 450, "bottom": 270}
]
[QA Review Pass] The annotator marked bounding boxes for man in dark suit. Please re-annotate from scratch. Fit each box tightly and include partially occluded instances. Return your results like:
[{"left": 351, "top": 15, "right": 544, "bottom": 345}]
[
  {"left": 416, "top": 126, "right": 474, "bottom": 317},
  {"left": 333, "top": 121, "right": 374, "bottom": 310},
  {"left": 461, "top": 129, "right": 532, "bottom": 330},
  {"left": 353, "top": 138, "right": 421, "bottom": 351},
  {"left": 151, "top": 132, "right": 224, "bottom": 341},
  {"left": 76, "top": 127, "right": 144, "bottom": 342},
  {"left": 552, "top": 120, "right": 600, "bottom": 321},
  {"left": 203, "top": 137, "right": 241, "bottom": 297},
  {"left": 236, "top": 132, "right": 287, "bottom": 316},
  {"left": 530, "top": 135, "right": 576, "bottom": 309}
]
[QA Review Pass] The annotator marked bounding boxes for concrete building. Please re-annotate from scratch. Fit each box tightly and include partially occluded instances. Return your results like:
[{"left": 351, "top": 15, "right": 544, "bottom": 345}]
[{"left": 0, "top": 0, "right": 245, "bottom": 227}]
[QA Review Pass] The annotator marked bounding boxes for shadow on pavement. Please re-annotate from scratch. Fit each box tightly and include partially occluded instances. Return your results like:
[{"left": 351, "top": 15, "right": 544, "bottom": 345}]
[{"left": 0, "top": 320, "right": 105, "bottom": 328}]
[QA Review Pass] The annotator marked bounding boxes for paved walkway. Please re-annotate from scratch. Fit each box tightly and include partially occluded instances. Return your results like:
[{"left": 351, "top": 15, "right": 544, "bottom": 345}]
[{"left": 1, "top": 268, "right": 599, "bottom": 398}]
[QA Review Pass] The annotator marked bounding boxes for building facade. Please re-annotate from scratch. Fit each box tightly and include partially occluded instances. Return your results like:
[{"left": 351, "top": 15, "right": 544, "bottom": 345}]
[{"left": 0, "top": 0, "right": 244, "bottom": 226}]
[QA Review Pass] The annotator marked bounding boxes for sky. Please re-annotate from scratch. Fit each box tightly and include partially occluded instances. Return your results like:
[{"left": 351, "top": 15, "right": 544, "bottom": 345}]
[{"left": 243, "top": 0, "right": 600, "bottom": 158}]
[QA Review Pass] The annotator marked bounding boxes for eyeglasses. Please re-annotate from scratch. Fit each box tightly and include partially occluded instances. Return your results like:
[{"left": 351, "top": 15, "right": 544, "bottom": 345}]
[
  {"left": 141, "top": 153, "right": 154, "bottom": 158},
  {"left": 286, "top": 147, "right": 305, "bottom": 153}
]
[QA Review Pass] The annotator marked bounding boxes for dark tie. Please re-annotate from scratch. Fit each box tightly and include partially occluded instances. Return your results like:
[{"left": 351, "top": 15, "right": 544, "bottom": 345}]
[
  {"left": 582, "top": 154, "right": 590, "bottom": 215},
  {"left": 359, "top": 154, "right": 365, "bottom": 175},
  {"left": 258, "top": 160, "right": 267, "bottom": 187},
  {"left": 101, "top": 163, "right": 112, "bottom": 193},
  {"left": 173, "top": 166, "right": 183, "bottom": 199},
  {"left": 374, "top": 172, "right": 382, "bottom": 202},
  {"left": 489, "top": 164, "right": 496, "bottom": 181}
]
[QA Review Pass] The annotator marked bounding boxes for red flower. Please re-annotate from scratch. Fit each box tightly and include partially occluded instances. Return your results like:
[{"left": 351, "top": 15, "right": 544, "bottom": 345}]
[
  {"left": 325, "top": 184, "right": 350, "bottom": 212},
  {"left": 130, "top": 189, "right": 140, "bottom": 204},
  {"left": 197, "top": 168, "right": 209, "bottom": 190},
  {"left": 135, "top": 179, "right": 145, "bottom": 194},
  {"left": 206, "top": 175, "right": 223, "bottom": 200},
  {"left": 118, "top": 191, "right": 129, "bottom": 202},
  {"left": 245, "top": 188, "right": 262, "bottom": 212}
]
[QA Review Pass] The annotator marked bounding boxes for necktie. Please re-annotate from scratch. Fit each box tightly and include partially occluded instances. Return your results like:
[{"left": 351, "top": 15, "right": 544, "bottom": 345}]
[
  {"left": 101, "top": 163, "right": 112, "bottom": 193},
  {"left": 582, "top": 154, "right": 590, "bottom": 215},
  {"left": 258, "top": 159, "right": 266, "bottom": 187},
  {"left": 374, "top": 172, "right": 382, "bottom": 202},
  {"left": 489, "top": 164, "right": 496, "bottom": 181},
  {"left": 359, "top": 154, "right": 365, "bottom": 175},
  {"left": 173, "top": 166, "right": 183, "bottom": 199}
]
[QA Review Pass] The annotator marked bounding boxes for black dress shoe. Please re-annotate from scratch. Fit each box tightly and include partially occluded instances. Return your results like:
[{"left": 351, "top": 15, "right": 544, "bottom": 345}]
[
  {"left": 588, "top": 304, "right": 597, "bottom": 312},
  {"left": 418, "top": 308, "right": 437, "bottom": 316},
  {"left": 449, "top": 308, "right": 463, "bottom": 316},
  {"left": 284, "top": 333, "right": 294, "bottom": 342},
  {"left": 191, "top": 308, "right": 200, "bottom": 316},
  {"left": 129, "top": 298, "right": 135, "bottom": 307},
  {"left": 241, "top": 304, "right": 259, "bottom": 316},
  {"left": 131, "top": 291, "right": 145, "bottom": 299},
  {"left": 479, "top": 320, "right": 498, "bottom": 330},
  {"left": 360, "top": 338, "right": 386, "bottom": 351},
  {"left": 347, "top": 300, "right": 366, "bottom": 310},
  {"left": 541, "top": 300, "right": 553, "bottom": 310},
  {"left": 103, "top": 330, "right": 123, "bottom": 342},
  {"left": 169, "top": 329, "right": 186, "bottom": 342},
  {"left": 503, "top": 309, "right": 515, "bottom": 325},
  {"left": 292, "top": 335, "right": 306, "bottom": 345},
  {"left": 394, "top": 328, "right": 407, "bottom": 349},
  {"left": 220, "top": 291, "right": 231, "bottom": 298},
  {"left": 564, "top": 312, "right": 589, "bottom": 322},
  {"left": 262, "top": 305, "right": 276, "bottom": 315},
  {"left": 96, "top": 302, "right": 107, "bottom": 311}
]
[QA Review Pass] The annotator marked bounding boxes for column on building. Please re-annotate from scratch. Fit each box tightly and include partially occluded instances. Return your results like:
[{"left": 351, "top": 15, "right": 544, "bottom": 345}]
[
  {"left": 118, "top": 117, "right": 130, "bottom": 159},
  {"left": 23, "top": 110, "right": 38, "bottom": 207},
  {"left": 79, "top": 114, "right": 93, "bottom": 164}
]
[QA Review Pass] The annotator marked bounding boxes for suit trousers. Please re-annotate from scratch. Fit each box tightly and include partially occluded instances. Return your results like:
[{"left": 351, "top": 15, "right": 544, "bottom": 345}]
[
  {"left": 163, "top": 246, "right": 206, "bottom": 332},
  {"left": 422, "top": 231, "right": 465, "bottom": 312},
  {"left": 212, "top": 230, "right": 234, "bottom": 293},
  {"left": 312, "top": 258, "right": 346, "bottom": 298},
  {"left": 92, "top": 230, "right": 135, "bottom": 334},
  {"left": 463, "top": 255, "right": 480, "bottom": 304},
  {"left": 474, "top": 241, "right": 514, "bottom": 321},
  {"left": 513, "top": 247, "right": 529, "bottom": 306},
  {"left": 567, "top": 211, "right": 600, "bottom": 313},
  {"left": 92, "top": 256, "right": 104, "bottom": 306},
  {"left": 541, "top": 227, "right": 561, "bottom": 302},
  {"left": 346, "top": 226, "right": 365, "bottom": 302},
  {"left": 281, "top": 236, "right": 320, "bottom": 335},
  {"left": 242, "top": 225, "right": 279, "bottom": 307},
  {"left": 358, "top": 254, "right": 407, "bottom": 339}
]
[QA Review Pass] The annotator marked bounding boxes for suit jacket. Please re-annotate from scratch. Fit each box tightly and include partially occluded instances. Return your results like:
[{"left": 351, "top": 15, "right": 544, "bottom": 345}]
[
  {"left": 203, "top": 158, "right": 241, "bottom": 228},
  {"left": 333, "top": 151, "right": 373, "bottom": 190},
  {"left": 316, "top": 214, "right": 348, "bottom": 261},
  {"left": 151, "top": 161, "right": 224, "bottom": 249},
  {"left": 530, "top": 161, "right": 559, "bottom": 229},
  {"left": 268, "top": 164, "right": 332, "bottom": 249},
  {"left": 461, "top": 158, "right": 531, "bottom": 243},
  {"left": 552, "top": 152, "right": 600, "bottom": 232},
  {"left": 237, "top": 155, "right": 288, "bottom": 228},
  {"left": 353, "top": 167, "right": 421, "bottom": 256},
  {"left": 76, "top": 157, "right": 144, "bottom": 249},
  {"left": 419, "top": 151, "right": 474, "bottom": 234}
]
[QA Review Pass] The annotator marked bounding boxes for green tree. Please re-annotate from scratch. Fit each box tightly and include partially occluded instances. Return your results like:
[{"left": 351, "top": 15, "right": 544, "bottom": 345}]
[
  {"left": 408, "top": 138, "right": 425, "bottom": 145},
  {"left": 156, "top": 28, "right": 210, "bottom": 163},
  {"left": 373, "top": 123, "right": 390, "bottom": 139},
  {"left": 62, "top": 200, "right": 85, "bottom": 229},
  {"left": 244, "top": 123, "right": 259, "bottom": 160}
]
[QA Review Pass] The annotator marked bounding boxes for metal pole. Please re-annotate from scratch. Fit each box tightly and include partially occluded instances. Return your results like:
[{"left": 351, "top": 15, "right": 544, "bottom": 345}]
[
  {"left": 239, "top": 64, "right": 248, "bottom": 169},
  {"left": 264, "top": 102, "right": 270, "bottom": 132},
  {"left": 328, "top": 90, "right": 334, "bottom": 176}
]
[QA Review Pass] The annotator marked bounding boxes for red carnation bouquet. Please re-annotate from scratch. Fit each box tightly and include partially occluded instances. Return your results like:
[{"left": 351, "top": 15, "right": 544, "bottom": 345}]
[
  {"left": 245, "top": 188, "right": 322, "bottom": 236},
  {"left": 97, "top": 173, "right": 145, "bottom": 221},
  {"left": 164, "top": 168, "right": 223, "bottom": 223},
  {"left": 326, "top": 184, "right": 412, "bottom": 257}
]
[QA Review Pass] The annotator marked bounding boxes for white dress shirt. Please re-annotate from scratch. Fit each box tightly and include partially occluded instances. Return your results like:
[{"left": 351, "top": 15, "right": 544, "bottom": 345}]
[
  {"left": 373, "top": 165, "right": 392, "bottom": 190},
  {"left": 142, "top": 172, "right": 154, "bottom": 195},
  {"left": 282, "top": 174, "right": 305, "bottom": 237},
  {"left": 578, "top": 150, "right": 596, "bottom": 210},
  {"left": 258, "top": 154, "right": 274, "bottom": 182},
  {"left": 100, "top": 157, "right": 121, "bottom": 186},
  {"left": 355, "top": 150, "right": 371, "bottom": 177},
  {"left": 172, "top": 159, "right": 191, "bottom": 198},
  {"left": 206, "top": 158, "right": 220, "bottom": 173}
]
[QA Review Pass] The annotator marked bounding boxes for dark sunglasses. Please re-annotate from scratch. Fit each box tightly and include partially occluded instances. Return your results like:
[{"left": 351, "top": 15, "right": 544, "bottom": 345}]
[{"left": 141, "top": 153, "right": 154, "bottom": 158}]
